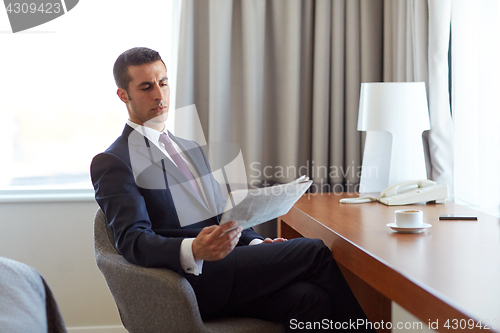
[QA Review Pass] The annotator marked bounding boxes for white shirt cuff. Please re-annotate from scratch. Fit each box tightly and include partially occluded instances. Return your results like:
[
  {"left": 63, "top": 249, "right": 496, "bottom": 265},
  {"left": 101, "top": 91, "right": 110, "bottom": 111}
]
[
  {"left": 249, "top": 238, "right": 264, "bottom": 246},
  {"left": 180, "top": 238, "right": 203, "bottom": 275}
]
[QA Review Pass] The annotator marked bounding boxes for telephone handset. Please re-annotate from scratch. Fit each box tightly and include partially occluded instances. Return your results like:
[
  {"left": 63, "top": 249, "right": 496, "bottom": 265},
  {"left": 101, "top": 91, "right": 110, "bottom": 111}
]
[
  {"left": 380, "top": 179, "right": 436, "bottom": 198},
  {"left": 340, "top": 179, "right": 448, "bottom": 206}
]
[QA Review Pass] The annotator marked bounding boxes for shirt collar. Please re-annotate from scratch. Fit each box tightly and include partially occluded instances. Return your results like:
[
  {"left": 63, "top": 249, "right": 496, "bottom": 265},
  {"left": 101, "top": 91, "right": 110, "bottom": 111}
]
[{"left": 127, "top": 119, "right": 168, "bottom": 149}]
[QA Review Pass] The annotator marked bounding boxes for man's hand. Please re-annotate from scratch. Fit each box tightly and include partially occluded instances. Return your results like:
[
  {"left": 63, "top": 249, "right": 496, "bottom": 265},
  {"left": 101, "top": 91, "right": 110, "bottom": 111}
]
[
  {"left": 192, "top": 221, "right": 242, "bottom": 261},
  {"left": 262, "top": 237, "right": 287, "bottom": 243}
]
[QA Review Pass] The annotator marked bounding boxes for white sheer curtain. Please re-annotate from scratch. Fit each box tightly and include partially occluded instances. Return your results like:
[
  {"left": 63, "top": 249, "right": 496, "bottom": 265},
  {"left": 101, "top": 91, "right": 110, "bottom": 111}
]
[{"left": 451, "top": 0, "right": 500, "bottom": 215}]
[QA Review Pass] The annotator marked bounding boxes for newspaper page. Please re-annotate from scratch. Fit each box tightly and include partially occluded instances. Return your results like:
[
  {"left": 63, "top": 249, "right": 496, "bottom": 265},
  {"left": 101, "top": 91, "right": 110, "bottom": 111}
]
[{"left": 220, "top": 176, "right": 313, "bottom": 230}]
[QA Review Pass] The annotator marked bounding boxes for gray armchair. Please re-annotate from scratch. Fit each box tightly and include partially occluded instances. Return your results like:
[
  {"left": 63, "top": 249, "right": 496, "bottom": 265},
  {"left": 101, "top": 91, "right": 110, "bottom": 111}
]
[
  {"left": 0, "top": 257, "right": 66, "bottom": 333},
  {"left": 93, "top": 208, "right": 283, "bottom": 333}
]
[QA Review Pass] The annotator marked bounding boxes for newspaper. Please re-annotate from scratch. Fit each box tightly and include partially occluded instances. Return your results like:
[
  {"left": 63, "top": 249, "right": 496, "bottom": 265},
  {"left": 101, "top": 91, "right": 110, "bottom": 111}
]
[{"left": 220, "top": 176, "right": 313, "bottom": 230}]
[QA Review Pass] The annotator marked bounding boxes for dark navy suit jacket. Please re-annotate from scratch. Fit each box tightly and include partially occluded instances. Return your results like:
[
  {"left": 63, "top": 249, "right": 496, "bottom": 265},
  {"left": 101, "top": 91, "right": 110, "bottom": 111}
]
[{"left": 91, "top": 124, "right": 263, "bottom": 314}]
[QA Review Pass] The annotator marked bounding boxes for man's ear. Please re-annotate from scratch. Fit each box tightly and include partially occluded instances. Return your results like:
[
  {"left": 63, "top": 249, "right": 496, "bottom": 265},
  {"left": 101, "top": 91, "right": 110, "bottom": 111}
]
[{"left": 117, "top": 88, "right": 130, "bottom": 104}]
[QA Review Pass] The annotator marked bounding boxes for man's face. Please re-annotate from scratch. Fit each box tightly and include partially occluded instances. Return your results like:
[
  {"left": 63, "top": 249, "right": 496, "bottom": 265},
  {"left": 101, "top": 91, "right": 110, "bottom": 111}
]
[{"left": 118, "top": 60, "right": 170, "bottom": 131}]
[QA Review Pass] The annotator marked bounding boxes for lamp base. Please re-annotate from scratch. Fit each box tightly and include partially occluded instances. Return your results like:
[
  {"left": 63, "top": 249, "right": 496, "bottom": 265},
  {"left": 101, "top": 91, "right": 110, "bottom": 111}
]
[
  {"left": 359, "top": 131, "right": 392, "bottom": 193},
  {"left": 359, "top": 130, "right": 428, "bottom": 193}
]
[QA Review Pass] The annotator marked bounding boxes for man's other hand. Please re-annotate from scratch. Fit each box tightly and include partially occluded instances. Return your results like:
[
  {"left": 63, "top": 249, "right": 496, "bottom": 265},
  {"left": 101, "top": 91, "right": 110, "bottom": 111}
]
[
  {"left": 192, "top": 221, "right": 242, "bottom": 261},
  {"left": 262, "top": 237, "right": 287, "bottom": 243}
]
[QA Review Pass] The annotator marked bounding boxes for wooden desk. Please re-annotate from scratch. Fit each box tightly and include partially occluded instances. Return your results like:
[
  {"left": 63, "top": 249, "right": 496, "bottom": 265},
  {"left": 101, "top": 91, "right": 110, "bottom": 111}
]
[{"left": 278, "top": 193, "right": 500, "bottom": 332}]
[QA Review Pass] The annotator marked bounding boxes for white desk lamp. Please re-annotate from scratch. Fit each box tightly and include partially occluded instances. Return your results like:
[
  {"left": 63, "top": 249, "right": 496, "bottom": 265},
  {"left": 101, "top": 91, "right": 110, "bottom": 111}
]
[{"left": 357, "top": 82, "right": 430, "bottom": 193}]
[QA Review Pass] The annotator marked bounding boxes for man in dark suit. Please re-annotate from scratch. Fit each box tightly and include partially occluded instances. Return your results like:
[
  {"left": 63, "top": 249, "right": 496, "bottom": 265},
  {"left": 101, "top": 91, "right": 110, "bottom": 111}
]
[{"left": 91, "top": 47, "right": 370, "bottom": 331}]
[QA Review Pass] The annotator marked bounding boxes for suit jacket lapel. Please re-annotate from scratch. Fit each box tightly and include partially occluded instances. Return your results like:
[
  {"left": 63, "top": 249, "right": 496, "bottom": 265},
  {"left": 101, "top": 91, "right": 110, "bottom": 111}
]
[{"left": 126, "top": 126, "right": 210, "bottom": 211}]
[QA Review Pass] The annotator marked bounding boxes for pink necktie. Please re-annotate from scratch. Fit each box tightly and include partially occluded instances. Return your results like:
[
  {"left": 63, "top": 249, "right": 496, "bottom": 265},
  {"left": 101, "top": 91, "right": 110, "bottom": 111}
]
[{"left": 159, "top": 133, "right": 202, "bottom": 197}]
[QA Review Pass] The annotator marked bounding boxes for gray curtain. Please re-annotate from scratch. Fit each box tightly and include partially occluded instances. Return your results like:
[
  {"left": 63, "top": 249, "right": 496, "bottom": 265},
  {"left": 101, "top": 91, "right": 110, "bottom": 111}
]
[
  {"left": 176, "top": 0, "right": 453, "bottom": 194},
  {"left": 176, "top": 0, "right": 384, "bottom": 192},
  {"left": 426, "top": 0, "right": 453, "bottom": 193}
]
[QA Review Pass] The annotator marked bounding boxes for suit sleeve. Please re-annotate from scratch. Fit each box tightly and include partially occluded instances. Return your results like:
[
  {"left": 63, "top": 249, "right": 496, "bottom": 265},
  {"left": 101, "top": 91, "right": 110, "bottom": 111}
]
[
  {"left": 240, "top": 228, "right": 264, "bottom": 245},
  {"left": 91, "top": 152, "right": 185, "bottom": 274}
]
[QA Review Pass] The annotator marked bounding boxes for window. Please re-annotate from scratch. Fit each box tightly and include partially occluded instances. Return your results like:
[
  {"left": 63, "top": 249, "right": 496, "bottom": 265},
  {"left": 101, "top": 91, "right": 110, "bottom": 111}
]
[
  {"left": 451, "top": 0, "right": 500, "bottom": 216},
  {"left": 0, "top": 0, "right": 181, "bottom": 190}
]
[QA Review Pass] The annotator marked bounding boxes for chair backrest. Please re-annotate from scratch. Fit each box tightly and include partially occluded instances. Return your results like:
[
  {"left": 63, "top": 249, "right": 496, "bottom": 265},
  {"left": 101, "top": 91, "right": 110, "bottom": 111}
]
[
  {"left": 93, "top": 209, "right": 120, "bottom": 260},
  {"left": 93, "top": 208, "right": 207, "bottom": 333}
]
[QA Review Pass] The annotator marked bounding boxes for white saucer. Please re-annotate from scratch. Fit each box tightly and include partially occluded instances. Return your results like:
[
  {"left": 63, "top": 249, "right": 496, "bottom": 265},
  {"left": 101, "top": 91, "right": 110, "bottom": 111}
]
[{"left": 386, "top": 223, "right": 432, "bottom": 234}]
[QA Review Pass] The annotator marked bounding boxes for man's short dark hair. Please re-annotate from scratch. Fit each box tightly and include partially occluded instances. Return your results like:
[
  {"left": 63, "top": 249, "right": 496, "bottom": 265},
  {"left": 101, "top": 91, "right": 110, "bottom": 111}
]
[{"left": 113, "top": 47, "right": 165, "bottom": 94}]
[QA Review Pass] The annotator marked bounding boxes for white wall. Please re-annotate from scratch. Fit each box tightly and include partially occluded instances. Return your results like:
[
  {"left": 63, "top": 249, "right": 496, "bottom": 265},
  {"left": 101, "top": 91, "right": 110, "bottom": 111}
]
[{"left": 0, "top": 200, "right": 125, "bottom": 331}]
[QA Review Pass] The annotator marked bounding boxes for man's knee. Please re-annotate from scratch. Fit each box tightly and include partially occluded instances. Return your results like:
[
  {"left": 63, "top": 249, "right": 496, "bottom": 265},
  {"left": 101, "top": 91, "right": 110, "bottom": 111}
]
[{"left": 292, "top": 238, "right": 332, "bottom": 260}]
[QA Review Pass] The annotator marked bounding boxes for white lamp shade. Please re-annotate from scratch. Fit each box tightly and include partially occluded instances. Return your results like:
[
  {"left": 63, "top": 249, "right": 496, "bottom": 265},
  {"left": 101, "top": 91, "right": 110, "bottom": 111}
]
[
  {"left": 357, "top": 82, "right": 430, "bottom": 193},
  {"left": 358, "top": 82, "right": 430, "bottom": 132}
]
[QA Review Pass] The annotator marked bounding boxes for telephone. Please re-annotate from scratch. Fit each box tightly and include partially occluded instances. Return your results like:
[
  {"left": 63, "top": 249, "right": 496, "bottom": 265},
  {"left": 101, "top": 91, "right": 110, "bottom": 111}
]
[{"left": 340, "top": 179, "right": 448, "bottom": 206}]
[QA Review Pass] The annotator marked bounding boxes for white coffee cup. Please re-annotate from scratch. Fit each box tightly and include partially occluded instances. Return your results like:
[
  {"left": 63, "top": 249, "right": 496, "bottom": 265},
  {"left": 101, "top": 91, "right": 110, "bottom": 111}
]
[{"left": 395, "top": 210, "right": 423, "bottom": 227}]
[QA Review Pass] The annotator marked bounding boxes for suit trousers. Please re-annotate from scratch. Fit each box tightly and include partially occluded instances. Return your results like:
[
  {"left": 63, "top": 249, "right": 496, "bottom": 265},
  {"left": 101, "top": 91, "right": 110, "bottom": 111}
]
[{"left": 198, "top": 238, "right": 371, "bottom": 332}]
